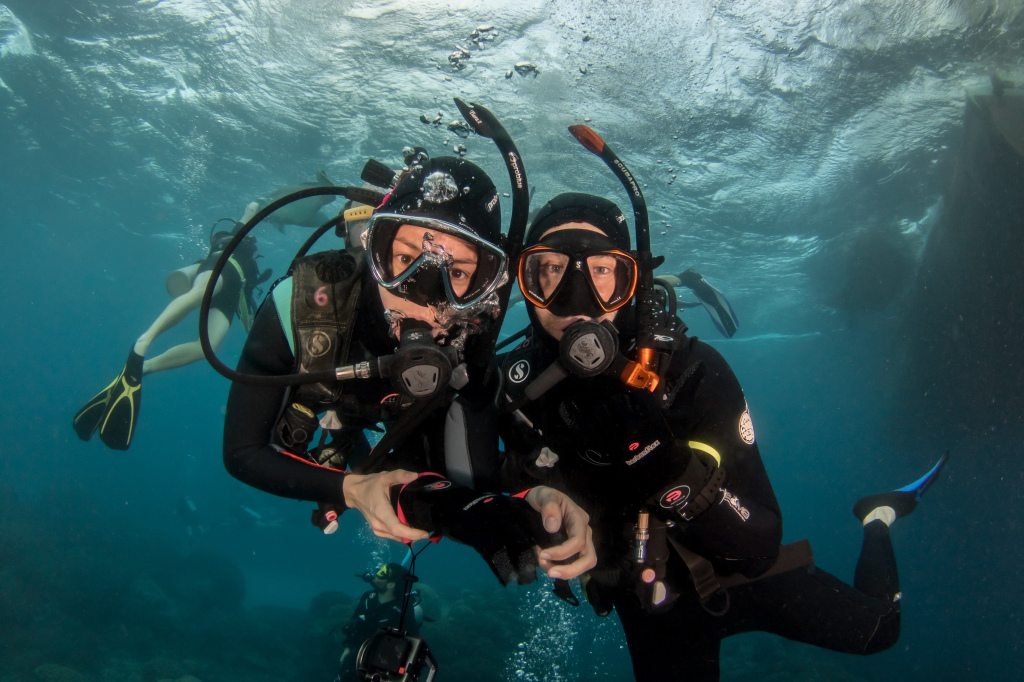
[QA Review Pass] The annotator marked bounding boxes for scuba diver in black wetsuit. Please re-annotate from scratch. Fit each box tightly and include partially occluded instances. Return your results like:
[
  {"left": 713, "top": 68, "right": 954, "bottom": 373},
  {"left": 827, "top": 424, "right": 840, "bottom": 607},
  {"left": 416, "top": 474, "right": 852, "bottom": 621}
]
[
  {"left": 334, "top": 562, "right": 425, "bottom": 682},
  {"left": 495, "top": 125, "right": 949, "bottom": 681},
  {"left": 73, "top": 201, "right": 272, "bottom": 451},
  {"left": 214, "top": 100, "right": 595, "bottom": 590}
]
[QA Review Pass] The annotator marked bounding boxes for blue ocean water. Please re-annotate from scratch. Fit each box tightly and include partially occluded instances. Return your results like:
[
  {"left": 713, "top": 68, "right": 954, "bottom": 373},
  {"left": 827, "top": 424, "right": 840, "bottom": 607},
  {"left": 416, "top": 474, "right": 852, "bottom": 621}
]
[{"left": 1, "top": 1, "right": 1022, "bottom": 680}]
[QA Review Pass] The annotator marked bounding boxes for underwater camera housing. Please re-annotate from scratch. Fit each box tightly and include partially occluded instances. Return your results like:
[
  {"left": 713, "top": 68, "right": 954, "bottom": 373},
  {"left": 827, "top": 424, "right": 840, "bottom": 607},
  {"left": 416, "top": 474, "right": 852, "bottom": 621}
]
[{"left": 355, "top": 627, "right": 438, "bottom": 682}]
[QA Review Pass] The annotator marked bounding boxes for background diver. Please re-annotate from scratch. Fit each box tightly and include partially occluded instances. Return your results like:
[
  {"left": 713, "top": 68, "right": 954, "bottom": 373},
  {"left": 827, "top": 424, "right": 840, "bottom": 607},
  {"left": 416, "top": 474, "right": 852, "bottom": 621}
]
[
  {"left": 73, "top": 201, "right": 272, "bottom": 450},
  {"left": 333, "top": 562, "right": 425, "bottom": 682}
]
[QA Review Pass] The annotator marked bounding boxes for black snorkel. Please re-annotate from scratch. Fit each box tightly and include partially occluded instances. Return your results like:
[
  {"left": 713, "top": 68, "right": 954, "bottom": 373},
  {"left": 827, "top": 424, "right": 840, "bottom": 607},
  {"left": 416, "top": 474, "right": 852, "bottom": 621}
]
[
  {"left": 567, "top": 124, "right": 660, "bottom": 390},
  {"left": 453, "top": 98, "right": 530, "bottom": 388}
]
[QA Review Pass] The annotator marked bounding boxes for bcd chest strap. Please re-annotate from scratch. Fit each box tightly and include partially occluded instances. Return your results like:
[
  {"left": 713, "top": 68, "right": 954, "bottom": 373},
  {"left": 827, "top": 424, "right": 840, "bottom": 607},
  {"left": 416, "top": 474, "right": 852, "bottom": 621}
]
[{"left": 289, "top": 251, "right": 364, "bottom": 404}]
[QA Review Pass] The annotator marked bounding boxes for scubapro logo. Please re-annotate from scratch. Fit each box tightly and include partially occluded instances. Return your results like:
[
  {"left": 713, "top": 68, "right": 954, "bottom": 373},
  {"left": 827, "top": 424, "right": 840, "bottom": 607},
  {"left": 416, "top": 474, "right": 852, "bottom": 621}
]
[
  {"left": 739, "top": 404, "right": 756, "bottom": 444},
  {"left": 508, "top": 360, "right": 531, "bottom": 384},
  {"left": 721, "top": 489, "right": 751, "bottom": 521},
  {"left": 626, "top": 439, "right": 661, "bottom": 466},
  {"left": 508, "top": 152, "right": 523, "bottom": 189},
  {"left": 660, "top": 485, "right": 691, "bottom": 508},
  {"left": 306, "top": 331, "right": 332, "bottom": 357}
]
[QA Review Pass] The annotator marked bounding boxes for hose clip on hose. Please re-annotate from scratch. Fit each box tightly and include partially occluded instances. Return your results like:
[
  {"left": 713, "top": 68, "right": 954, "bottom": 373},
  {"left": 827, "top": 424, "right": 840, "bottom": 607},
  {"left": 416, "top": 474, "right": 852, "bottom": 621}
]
[
  {"left": 312, "top": 503, "right": 340, "bottom": 534},
  {"left": 335, "top": 362, "right": 375, "bottom": 382},
  {"left": 567, "top": 124, "right": 660, "bottom": 386}
]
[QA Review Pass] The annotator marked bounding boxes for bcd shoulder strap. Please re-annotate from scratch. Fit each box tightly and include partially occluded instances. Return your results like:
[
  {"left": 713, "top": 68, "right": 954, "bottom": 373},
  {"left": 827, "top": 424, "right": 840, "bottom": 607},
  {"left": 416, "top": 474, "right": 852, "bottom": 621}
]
[{"left": 289, "top": 250, "right": 364, "bottom": 404}]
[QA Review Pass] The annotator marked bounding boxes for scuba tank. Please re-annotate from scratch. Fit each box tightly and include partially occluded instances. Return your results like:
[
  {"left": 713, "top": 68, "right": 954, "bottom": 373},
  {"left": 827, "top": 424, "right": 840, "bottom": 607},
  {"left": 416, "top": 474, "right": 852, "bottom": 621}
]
[
  {"left": 166, "top": 262, "right": 201, "bottom": 297},
  {"left": 166, "top": 217, "right": 247, "bottom": 298}
]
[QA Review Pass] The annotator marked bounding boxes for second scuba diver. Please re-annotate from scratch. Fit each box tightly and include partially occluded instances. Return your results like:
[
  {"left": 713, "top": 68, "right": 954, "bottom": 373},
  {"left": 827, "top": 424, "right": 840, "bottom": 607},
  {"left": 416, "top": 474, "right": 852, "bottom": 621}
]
[
  {"left": 219, "top": 100, "right": 595, "bottom": 590},
  {"left": 494, "top": 126, "right": 949, "bottom": 681},
  {"left": 334, "top": 562, "right": 425, "bottom": 682},
  {"left": 73, "top": 201, "right": 272, "bottom": 451}
]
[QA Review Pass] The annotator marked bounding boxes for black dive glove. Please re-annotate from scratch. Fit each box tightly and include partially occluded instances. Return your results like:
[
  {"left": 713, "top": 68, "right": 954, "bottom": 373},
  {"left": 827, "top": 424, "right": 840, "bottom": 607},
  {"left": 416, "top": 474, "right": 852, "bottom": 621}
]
[{"left": 392, "top": 476, "right": 560, "bottom": 586}]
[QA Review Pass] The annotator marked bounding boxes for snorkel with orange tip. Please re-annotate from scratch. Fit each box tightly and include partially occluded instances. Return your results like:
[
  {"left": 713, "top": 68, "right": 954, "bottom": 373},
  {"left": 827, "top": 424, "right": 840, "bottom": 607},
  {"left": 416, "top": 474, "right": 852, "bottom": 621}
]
[{"left": 568, "top": 124, "right": 660, "bottom": 392}]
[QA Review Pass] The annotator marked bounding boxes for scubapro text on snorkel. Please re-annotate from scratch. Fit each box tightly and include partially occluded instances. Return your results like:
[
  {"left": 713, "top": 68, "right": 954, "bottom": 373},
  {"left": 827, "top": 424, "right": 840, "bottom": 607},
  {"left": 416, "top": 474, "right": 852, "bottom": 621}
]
[
  {"left": 508, "top": 152, "right": 524, "bottom": 189},
  {"left": 613, "top": 159, "right": 641, "bottom": 198}
]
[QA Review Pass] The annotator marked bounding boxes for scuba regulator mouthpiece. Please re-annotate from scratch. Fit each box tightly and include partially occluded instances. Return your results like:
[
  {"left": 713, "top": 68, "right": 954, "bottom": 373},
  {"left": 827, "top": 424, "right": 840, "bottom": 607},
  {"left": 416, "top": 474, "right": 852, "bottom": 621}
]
[
  {"left": 334, "top": 319, "right": 467, "bottom": 399},
  {"left": 560, "top": 320, "right": 656, "bottom": 389},
  {"left": 378, "top": 319, "right": 467, "bottom": 398},
  {"left": 519, "top": 319, "right": 657, "bottom": 406},
  {"left": 560, "top": 319, "right": 618, "bottom": 377}
]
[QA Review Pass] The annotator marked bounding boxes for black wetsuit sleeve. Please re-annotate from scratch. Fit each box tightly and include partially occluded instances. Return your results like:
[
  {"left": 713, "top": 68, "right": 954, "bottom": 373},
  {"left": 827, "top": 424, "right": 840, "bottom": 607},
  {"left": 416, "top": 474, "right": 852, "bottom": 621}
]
[
  {"left": 222, "top": 294, "right": 349, "bottom": 506},
  {"left": 662, "top": 341, "right": 782, "bottom": 576}
]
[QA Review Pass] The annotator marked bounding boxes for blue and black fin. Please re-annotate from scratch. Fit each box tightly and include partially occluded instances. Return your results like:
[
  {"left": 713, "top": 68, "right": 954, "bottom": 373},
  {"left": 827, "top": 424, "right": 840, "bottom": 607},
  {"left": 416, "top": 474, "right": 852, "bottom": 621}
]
[{"left": 853, "top": 451, "right": 949, "bottom": 522}]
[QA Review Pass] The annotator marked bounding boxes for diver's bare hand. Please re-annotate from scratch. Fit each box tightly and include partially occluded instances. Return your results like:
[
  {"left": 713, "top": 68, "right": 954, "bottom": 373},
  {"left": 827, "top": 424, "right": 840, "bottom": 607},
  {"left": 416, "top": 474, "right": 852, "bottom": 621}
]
[
  {"left": 525, "top": 485, "right": 596, "bottom": 580},
  {"left": 343, "top": 470, "right": 430, "bottom": 542}
]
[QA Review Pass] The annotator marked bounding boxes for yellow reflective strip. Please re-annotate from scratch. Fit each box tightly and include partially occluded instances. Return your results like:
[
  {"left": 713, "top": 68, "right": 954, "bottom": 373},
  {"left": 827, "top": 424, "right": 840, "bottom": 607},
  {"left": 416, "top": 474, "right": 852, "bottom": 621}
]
[
  {"left": 688, "top": 440, "right": 721, "bottom": 466},
  {"left": 344, "top": 205, "right": 374, "bottom": 221},
  {"left": 226, "top": 256, "right": 246, "bottom": 282},
  {"left": 226, "top": 257, "right": 252, "bottom": 331}
]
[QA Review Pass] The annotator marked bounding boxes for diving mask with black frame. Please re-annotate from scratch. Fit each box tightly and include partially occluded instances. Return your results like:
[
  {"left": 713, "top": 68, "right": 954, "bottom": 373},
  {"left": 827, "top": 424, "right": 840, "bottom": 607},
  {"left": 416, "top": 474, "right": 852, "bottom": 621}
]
[
  {"left": 519, "top": 230, "right": 637, "bottom": 318},
  {"left": 366, "top": 212, "right": 508, "bottom": 312},
  {"left": 199, "top": 99, "right": 528, "bottom": 497}
]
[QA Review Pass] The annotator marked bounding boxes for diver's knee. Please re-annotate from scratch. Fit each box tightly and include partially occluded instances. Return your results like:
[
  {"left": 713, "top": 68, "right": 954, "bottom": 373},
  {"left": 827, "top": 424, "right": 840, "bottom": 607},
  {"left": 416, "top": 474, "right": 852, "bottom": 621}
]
[{"left": 862, "top": 612, "right": 900, "bottom": 654}]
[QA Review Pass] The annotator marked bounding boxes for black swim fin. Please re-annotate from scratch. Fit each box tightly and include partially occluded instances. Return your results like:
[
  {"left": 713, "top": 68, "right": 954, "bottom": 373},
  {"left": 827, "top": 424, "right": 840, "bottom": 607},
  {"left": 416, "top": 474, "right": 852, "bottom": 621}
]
[
  {"left": 674, "top": 269, "right": 739, "bottom": 338},
  {"left": 72, "top": 348, "right": 144, "bottom": 451},
  {"left": 853, "top": 451, "right": 949, "bottom": 523}
]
